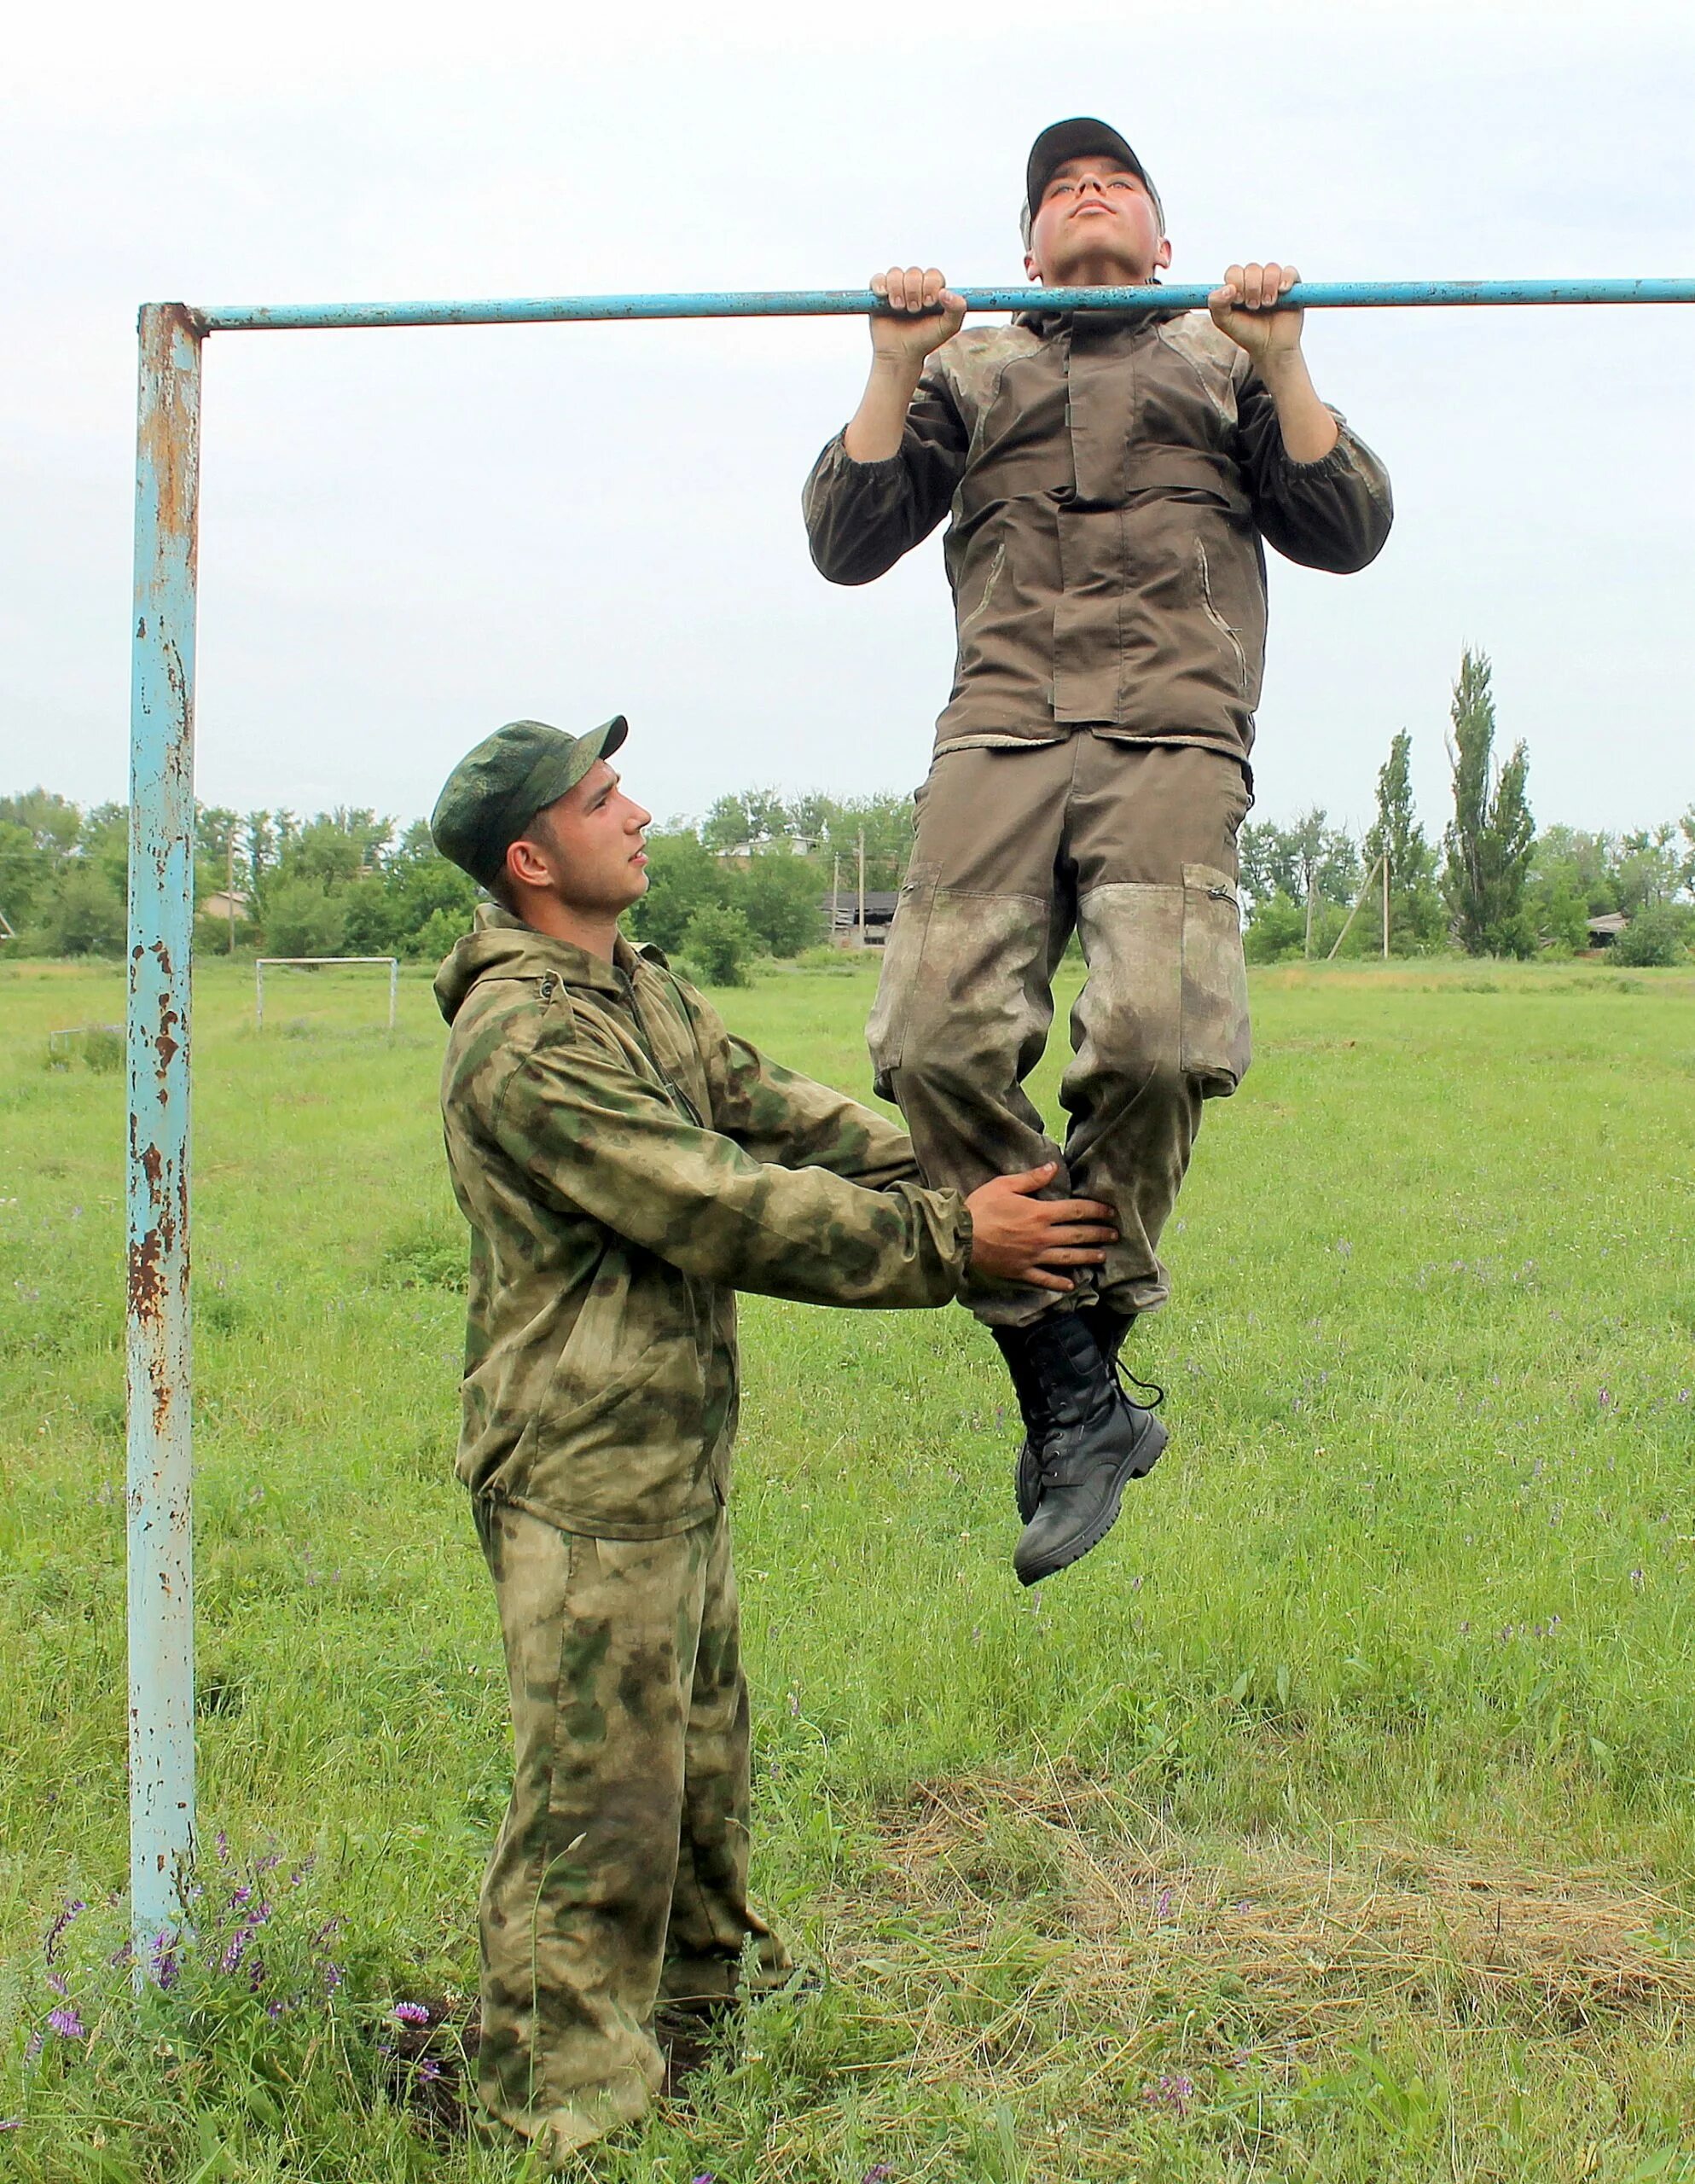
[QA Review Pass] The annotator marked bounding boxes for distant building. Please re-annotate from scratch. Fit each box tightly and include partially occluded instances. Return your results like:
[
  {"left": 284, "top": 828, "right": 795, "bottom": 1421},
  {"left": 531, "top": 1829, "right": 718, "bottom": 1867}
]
[
  {"left": 200, "top": 889, "right": 249, "bottom": 923},
  {"left": 822, "top": 889, "right": 899, "bottom": 947},
  {"left": 1587, "top": 910, "right": 1629, "bottom": 948}
]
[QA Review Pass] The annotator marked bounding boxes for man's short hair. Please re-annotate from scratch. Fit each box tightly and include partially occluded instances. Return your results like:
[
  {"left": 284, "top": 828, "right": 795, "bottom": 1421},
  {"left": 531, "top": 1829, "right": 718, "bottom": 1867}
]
[{"left": 486, "top": 804, "right": 559, "bottom": 912}]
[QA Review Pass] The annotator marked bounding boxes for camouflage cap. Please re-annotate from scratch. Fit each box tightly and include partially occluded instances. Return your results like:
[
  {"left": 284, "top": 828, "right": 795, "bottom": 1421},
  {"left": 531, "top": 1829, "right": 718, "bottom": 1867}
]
[
  {"left": 1024, "top": 117, "right": 1163, "bottom": 232},
  {"left": 430, "top": 716, "right": 629, "bottom": 889}
]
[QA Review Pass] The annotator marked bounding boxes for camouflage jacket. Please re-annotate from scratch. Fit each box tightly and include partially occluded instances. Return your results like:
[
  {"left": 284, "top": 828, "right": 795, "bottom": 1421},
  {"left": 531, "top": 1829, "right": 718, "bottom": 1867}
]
[
  {"left": 803, "top": 311, "right": 1392, "bottom": 763},
  {"left": 435, "top": 909, "right": 970, "bottom": 1538}
]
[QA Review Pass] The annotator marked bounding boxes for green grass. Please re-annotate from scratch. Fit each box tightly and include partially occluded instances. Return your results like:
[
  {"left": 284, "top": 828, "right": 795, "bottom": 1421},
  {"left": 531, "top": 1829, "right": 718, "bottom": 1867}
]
[{"left": 2, "top": 950, "right": 1694, "bottom": 2181}]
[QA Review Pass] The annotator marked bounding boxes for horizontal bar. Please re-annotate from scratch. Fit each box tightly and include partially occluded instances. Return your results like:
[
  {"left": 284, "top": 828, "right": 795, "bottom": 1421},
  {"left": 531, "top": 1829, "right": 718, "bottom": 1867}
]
[{"left": 189, "top": 277, "right": 1695, "bottom": 334}]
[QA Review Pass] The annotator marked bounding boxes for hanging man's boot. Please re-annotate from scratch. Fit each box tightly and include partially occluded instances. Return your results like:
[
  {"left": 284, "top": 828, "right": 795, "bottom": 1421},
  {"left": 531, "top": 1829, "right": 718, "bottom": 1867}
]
[
  {"left": 994, "top": 1312, "right": 1167, "bottom": 1585},
  {"left": 1013, "top": 1306, "right": 1163, "bottom": 1522}
]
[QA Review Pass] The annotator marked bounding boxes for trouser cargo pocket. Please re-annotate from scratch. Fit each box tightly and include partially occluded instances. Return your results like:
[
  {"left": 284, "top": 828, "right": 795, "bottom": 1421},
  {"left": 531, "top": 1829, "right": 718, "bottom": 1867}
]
[
  {"left": 1179, "top": 863, "right": 1251, "bottom": 1093},
  {"left": 866, "top": 861, "right": 939, "bottom": 1095}
]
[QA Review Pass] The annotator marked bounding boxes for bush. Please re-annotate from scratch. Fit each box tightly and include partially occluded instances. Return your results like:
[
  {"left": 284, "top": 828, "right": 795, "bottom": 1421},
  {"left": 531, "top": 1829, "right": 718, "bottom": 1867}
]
[
  {"left": 411, "top": 904, "right": 474, "bottom": 964},
  {"left": 35, "top": 866, "right": 125, "bottom": 957},
  {"left": 793, "top": 944, "right": 868, "bottom": 973},
  {"left": 740, "top": 848, "right": 825, "bottom": 957},
  {"left": 262, "top": 879, "right": 348, "bottom": 959},
  {"left": 681, "top": 905, "right": 756, "bottom": 987},
  {"left": 1612, "top": 903, "right": 1690, "bottom": 967},
  {"left": 1243, "top": 888, "right": 1307, "bottom": 964}
]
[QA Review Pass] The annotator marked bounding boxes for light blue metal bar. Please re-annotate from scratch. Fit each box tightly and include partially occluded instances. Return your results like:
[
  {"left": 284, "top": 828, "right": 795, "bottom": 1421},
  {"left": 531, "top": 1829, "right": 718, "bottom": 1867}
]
[
  {"left": 197, "top": 276, "right": 1695, "bottom": 332},
  {"left": 123, "top": 253, "right": 1695, "bottom": 1959},
  {"left": 127, "top": 302, "right": 201, "bottom": 1958}
]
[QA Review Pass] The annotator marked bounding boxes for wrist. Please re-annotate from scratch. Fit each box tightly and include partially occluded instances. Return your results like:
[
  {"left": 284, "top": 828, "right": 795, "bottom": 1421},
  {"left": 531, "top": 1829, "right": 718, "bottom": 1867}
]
[
  {"left": 1257, "top": 347, "right": 1310, "bottom": 392},
  {"left": 868, "top": 352, "right": 926, "bottom": 392}
]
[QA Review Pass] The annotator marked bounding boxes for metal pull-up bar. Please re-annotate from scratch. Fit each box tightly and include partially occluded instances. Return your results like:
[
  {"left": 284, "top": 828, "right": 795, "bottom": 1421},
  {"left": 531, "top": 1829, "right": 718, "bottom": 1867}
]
[
  {"left": 195, "top": 276, "right": 1695, "bottom": 332},
  {"left": 123, "top": 270, "right": 1695, "bottom": 1956}
]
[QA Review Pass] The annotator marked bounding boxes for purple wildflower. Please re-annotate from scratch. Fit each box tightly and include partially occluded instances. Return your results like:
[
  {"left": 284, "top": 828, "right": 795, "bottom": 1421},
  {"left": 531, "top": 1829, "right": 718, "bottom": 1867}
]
[
  {"left": 863, "top": 2169, "right": 896, "bottom": 2182},
  {"left": 47, "top": 2008, "right": 84, "bottom": 2041},
  {"left": 267, "top": 2001, "right": 286, "bottom": 2022},
  {"left": 392, "top": 2001, "right": 431, "bottom": 2026},
  {"left": 221, "top": 1930, "right": 250, "bottom": 1974},
  {"left": 1154, "top": 1887, "right": 1175, "bottom": 1921},
  {"left": 417, "top": 2059, "right": 442, "bottom": 2082},
  {"left": 23, "top": 2030, "right": 43, "bottom": 2065},
  {"left": 247, "top": 1958, "right": 266, "bottom": 1993},
  {"left": 149, "top": 1932, "right": 181, "bottom": 1989},
  {"left": 1142, "top": 2072, "right": 1193, "bottom": 2118},
  {"left": 0, "top": 2117, "right": 23, "bottom": 2129},
  {"left": 43, "top": 1901, "right": 86, "bottom": 1964},
  {"left": 231, "top": 1885, "right": 253, "bottom": 1907},
  {"left": 1631, "top": 1568, "right": 1646, "bottom": 1591},
  {"left": 215, "top": 1830, "right": 229, "bottom": 1862},
  {"left": 322, "top": 1961, "right": 345, "bottom": 1995}
]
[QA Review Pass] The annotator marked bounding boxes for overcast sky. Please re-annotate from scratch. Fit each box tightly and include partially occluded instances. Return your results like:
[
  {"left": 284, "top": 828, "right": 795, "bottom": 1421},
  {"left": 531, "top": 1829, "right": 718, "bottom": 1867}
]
[{"left": 3, "top": 0, "right": 1692, "bottom": 840}]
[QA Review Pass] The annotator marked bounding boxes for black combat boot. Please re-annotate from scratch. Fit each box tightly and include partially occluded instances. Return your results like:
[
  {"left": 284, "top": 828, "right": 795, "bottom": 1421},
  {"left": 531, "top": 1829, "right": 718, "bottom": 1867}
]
[
  {"left": 994, "top": 1313, "right": 1167, "bottom": 1585},
  {"left": 1013, "top": 1305, "right": 1162, "bottom": 1521}
]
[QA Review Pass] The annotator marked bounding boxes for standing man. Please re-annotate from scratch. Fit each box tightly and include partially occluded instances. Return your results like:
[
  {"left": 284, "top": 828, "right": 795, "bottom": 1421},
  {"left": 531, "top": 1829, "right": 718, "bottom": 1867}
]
[
  {"left": 804, "top": 118, "right": 1392, "bottom": 1584},
  {"left": 428, "top": 715, "right": 1115, "bottom": 2161}
]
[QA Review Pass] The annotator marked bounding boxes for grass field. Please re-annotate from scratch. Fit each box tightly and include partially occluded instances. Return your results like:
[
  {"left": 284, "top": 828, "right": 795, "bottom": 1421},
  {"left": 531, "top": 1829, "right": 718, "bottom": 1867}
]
[{"left": 2, "top": 950, "right": 1693, "bottom": 2182}]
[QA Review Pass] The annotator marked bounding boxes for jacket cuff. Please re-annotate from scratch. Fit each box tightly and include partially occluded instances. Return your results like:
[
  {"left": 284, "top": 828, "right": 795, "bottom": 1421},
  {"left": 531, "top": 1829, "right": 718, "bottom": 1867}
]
[
  {"left": 820, "top": 429, "right": 907, "bottom": 482},
  {"left": 1280, "top": 416, "right": 1366, "bottom": 478}
]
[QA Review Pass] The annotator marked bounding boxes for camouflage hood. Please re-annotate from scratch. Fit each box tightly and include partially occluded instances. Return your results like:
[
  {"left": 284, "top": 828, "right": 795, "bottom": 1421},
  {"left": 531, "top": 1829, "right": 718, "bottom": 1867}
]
[
  {"left": 433, "top": 909, "right": 558, "bottom": 1026},
  {"left": 435, "top": 907, "right": 969, "bottom": 1537}
]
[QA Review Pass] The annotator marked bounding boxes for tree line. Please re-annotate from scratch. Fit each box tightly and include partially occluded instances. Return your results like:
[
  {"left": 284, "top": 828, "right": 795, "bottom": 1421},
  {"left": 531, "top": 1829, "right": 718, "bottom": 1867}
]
[
  {"left": 1241, "top": 649, "right": 1692, "bottom": 966},
  {"left": 0, "top": 785, "right": 914, "bottom": 985},
  {"left": 3, "top": 652, "right": 1691, "bottom": 975}
]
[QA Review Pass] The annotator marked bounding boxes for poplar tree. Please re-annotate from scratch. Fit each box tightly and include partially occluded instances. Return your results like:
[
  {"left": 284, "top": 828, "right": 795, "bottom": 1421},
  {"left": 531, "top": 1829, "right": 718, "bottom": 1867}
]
[
  {"left": 1363, "top": 730, "right": 1444, "bottom": 951},
  {"left": 1441, "top": 649, "right": 1535, "bottom": 957}
]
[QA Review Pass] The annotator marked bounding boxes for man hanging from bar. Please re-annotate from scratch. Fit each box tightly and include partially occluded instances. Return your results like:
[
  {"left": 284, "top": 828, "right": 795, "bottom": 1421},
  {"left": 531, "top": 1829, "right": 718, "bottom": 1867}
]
[{"left": 803, "top": 118, "right": 1393, "bottom": 1586}]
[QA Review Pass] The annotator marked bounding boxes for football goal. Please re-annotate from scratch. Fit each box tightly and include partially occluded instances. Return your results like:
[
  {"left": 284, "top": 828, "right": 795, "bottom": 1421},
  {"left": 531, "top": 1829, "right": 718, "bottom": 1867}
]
[{"left": 253, "top": 955, "right": 399, "bottom": 1031}]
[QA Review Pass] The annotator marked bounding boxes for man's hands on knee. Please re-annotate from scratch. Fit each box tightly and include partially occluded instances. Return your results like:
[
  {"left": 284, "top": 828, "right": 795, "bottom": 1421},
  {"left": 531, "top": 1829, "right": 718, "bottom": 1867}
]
[{"left": 966, "top": 1161, "right": 1117, "bottom": 1292}]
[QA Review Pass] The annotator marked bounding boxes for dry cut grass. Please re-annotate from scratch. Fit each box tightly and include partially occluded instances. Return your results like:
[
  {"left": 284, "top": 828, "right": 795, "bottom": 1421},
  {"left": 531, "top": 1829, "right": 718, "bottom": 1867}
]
[{"left": 823, "top": 1769, "right": 1695, "bottom": 2106}]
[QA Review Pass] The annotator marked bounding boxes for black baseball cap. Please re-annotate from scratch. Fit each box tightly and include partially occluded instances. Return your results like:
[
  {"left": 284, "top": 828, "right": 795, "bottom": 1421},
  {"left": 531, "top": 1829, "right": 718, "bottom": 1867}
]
[{"left": 1025, "top": 118, "right": 1163, "bottom": 230}]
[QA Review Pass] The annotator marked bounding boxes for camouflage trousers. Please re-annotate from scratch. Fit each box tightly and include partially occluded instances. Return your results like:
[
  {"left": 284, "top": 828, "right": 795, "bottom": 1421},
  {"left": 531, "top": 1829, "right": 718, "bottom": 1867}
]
[
  {"left": 868, "top": 736, "right": 1252, "bottom": 1329},
  {"left": 472, "top": 1496, "right": 787, "bottom": 2160}
]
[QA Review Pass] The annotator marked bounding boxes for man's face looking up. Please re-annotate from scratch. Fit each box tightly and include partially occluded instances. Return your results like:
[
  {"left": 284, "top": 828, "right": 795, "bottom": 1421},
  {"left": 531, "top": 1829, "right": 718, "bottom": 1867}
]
[
  {"left": 505, "top": 760, "right": 653, "bottom": 920},
  {"left": 1025, "top": 155, "right": 1171, "bottom": 289}
]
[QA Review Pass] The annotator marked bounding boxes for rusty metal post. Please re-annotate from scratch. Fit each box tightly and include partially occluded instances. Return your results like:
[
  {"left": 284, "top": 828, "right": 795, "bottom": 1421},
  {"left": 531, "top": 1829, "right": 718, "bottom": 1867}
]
[{"left": 126, "top": 302, "right": 203, "bottom": 1953}]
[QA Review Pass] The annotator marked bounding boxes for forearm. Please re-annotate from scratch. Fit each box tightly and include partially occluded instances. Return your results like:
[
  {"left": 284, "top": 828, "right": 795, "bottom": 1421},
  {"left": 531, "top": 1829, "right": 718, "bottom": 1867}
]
[
  {"left": 1258, "top": 349, "right": 1339, "bottom": 464},
  {"left": 844, "top": 356, "right": 926, "bottom": 462}
]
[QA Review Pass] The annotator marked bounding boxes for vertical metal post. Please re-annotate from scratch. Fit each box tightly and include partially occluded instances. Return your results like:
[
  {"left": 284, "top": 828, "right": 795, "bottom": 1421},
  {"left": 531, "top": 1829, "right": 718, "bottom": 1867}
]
[
  {"left": 127, "top": 302, "right": 203, "bottom": 1954},
  {"left": 388, "top": 956, "right": 398, "bottom": 1031}
]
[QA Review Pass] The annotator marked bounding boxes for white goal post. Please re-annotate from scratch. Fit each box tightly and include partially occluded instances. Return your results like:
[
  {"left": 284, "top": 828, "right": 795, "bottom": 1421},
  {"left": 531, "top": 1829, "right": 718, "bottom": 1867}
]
[{"left": 254, "top": 956, "right": 399, "bottom": 1031}]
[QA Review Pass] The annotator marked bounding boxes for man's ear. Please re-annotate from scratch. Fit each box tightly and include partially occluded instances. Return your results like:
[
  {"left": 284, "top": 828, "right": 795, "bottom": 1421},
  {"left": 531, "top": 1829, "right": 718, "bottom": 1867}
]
[
  {"left": 507, "top": 834, "right": 552, "bottom": 891},
  {"left": 1153, "top": 233, "right": 1173, "bottom": 272},
  {"left": 1024, "top": 252, "right": 1042, "bottom": 284}
]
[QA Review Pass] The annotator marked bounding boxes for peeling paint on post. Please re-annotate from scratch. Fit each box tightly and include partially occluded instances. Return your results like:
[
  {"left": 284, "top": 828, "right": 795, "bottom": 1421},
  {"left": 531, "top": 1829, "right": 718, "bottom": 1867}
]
[{"left": 127, "top": 302, "right": 202, "bottom": 1955}]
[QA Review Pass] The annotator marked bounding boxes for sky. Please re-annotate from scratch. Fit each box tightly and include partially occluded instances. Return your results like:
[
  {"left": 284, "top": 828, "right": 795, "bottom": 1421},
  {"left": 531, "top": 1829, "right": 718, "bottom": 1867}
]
[{"left": 3, "top": 0, "right": 1692, "bottom": 841}]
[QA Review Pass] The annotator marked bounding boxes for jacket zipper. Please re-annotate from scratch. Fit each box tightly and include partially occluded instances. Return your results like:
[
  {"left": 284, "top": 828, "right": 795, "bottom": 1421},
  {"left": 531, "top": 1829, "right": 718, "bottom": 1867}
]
[
  {"left": 1196, "top": 542, "right": 1250, "bottom": 693},
  {"left": 615, "top": 970, "right": 706, "bottom": 1128}
]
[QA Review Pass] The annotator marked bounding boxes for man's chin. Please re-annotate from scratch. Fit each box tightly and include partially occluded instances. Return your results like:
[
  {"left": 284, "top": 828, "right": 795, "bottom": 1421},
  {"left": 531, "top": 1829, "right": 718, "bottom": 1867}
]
[{"left": 1042, "top": 248, "right": 1157, "bottom": 291}]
